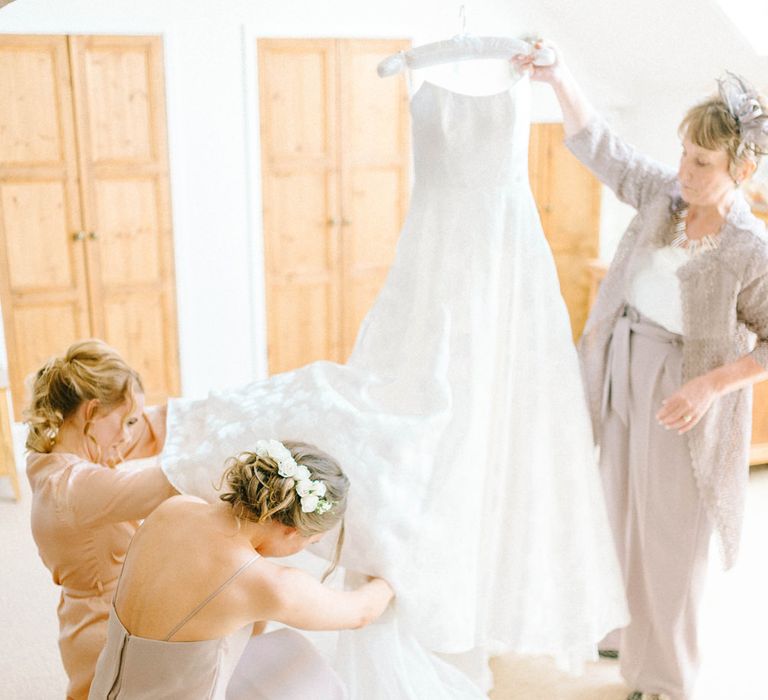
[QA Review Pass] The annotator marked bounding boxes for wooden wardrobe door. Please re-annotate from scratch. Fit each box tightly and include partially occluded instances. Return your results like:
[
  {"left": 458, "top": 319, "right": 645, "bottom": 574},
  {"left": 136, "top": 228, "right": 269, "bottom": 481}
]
[
  {"left": 0, "top": 35, "right": 90, "bottom": 418},
  {"left": 529, "top": 123, "right": 601, "bottom": 340},
  {"left": 751, "top": 382, "right": 768, "bottom": 464},
  {"left": 338, "top": 39, "right": 410, "bottom": 360},
  {"left": 750, "top": 209, "right": 768, "bottom": 463},
  {"left": 68, "top": 36, "right": 180, "bottom": 404},
  {"left": 259, "top": 39, "right": 341, "bottom": 373}
]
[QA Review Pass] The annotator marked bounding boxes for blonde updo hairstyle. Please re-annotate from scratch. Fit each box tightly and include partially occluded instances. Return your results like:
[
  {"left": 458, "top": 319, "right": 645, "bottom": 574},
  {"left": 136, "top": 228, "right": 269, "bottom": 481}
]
[
  {"left": 679, "top": 93, "right": 768, "bottom": 181},
  {"left": 25, "top": 339, "right": 143, "bottom": 455},
  {"left": 219, "top": 441, "right": 350, "bottom": 579}
]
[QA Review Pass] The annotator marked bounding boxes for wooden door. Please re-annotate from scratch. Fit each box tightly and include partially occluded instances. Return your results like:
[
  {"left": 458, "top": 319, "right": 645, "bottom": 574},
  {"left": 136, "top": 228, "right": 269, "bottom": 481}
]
[
  {"left": 337, "top": 39, "right": 410, "bottom": 359},
  {"left": 0, "top": 34, "right": 180, "bottom": 418},
  {"left": 68, "top": 35, "right": 179, "bottom": 406},
  {"left": 751, "top": 382, "right": 768, "bottom": 464},
  {"left": 750, "top": 208, "right": 768, "bottom": 463},
  {"left": 0, "top": 35, "right": 90, "bottom": 418},
  {"left": 259, "top": 39, "right": 341, "bottom": 373},
  {"left": 258, "top": 38, "right": 410, "bottom": 374},
  {"left": 529, "top": 123, "right": 601, "bottom": 340}
]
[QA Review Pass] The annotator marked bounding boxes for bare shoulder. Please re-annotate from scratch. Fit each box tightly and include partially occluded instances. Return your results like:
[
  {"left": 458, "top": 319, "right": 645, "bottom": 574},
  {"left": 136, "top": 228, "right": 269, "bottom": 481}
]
[
  {"left": 142, "top": 494, "right": 208, "bottom": 525},
  {"left": 236, "top": 559, "right": 307, "bottom": 610},
  {"left": 159, "top": 493, "right": 207, "bottom": 510},
  {"left": 240, "top": 557, "right": 287, "bottom": 591}
]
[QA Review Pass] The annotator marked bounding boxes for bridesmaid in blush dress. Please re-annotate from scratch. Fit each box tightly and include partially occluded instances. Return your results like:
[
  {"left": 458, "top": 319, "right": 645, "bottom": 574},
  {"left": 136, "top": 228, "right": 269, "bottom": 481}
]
[{"left": 25, "top": 340, "right": 177, "bottom": 700}]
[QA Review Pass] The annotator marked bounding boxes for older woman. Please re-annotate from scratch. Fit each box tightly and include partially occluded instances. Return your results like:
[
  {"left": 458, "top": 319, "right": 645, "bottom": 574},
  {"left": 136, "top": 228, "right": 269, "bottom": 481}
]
[{"left": 515, "top": 48, "right": 768, "bottom": 700}]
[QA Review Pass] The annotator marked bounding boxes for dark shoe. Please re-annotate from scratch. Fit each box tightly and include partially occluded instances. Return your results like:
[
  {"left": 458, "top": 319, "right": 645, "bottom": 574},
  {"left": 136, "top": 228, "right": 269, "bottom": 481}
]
[{"left": 598, "top": 649, "right": 619, "bottom": 659}]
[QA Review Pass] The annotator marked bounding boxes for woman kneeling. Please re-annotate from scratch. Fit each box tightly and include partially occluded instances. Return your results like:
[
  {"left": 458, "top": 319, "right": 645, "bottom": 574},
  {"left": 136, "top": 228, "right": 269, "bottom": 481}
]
[{"left": 89, "top": 440, "right": 394, "bottom": 699}]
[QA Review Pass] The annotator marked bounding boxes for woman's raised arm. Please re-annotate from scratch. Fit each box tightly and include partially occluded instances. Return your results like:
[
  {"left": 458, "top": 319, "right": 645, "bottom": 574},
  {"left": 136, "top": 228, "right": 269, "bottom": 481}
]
[{"left": 512, "top": 42, "right": 594, "bottom": 136}]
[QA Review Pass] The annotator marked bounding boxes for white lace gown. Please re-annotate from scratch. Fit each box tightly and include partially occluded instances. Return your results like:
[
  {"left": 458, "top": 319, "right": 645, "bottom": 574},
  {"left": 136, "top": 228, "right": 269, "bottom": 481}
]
[{"left": 163, "top": 75, "right": 628, "bottom": 696}]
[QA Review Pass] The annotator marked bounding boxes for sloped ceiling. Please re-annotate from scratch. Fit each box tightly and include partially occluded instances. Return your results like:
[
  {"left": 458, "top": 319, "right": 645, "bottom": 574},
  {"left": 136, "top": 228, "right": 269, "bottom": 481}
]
[{"left": 497, "top": 0, "right": 768, "bottom": 109}]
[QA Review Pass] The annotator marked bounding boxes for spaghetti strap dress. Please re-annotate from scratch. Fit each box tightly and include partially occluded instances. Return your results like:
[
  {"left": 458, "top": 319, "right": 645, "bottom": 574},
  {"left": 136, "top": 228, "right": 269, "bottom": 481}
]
[
  {"left": 89, "top": 555, "right": 346, "bottom": 700},
  {"left": 89, "top": 556, "right": 260, "bottom": 699}
]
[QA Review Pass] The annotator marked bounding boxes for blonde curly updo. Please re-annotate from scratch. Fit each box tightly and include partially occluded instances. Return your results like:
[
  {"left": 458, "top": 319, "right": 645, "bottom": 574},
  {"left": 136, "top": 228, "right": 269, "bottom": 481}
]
[
  {"left": 25, "top": 339, "right": 143, "bottom": 453},
  {"left": 219, "top": 441, "right": 349, "bottom": 577},
  {"left": 219, "top": 441, "right": 349, "bottom": 532}
]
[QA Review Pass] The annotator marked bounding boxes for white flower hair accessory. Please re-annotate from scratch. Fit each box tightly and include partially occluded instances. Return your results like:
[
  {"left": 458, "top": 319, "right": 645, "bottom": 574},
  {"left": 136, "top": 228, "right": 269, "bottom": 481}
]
[
  {"left": 254, "top": 439, "right": 333, "bottom": 515},
  {"left": 717, "top": 71, "right": 768, "bottom": 157}
]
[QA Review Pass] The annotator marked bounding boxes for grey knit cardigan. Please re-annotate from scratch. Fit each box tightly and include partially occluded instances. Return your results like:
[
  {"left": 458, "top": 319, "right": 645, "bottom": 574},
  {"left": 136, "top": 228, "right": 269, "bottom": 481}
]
[{"left": 566, "top": 117, "right": 768, "bottom": 569}]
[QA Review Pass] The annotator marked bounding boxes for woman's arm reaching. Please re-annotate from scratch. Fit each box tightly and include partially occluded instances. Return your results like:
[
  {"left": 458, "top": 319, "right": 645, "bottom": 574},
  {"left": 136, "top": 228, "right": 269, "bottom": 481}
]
[{"left": 252, "top": 565, "right": 394, "bottom": 631}]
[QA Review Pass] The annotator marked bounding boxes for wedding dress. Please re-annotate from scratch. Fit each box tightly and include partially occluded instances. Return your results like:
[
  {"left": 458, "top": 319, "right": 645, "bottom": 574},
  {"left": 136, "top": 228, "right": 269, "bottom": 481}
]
[{"left": 162, "top": 74, "right": 628, "bottom": 696}]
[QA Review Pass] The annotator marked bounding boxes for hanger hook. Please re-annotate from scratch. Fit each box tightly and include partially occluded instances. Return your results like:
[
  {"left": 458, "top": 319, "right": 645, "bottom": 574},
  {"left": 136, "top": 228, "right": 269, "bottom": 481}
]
[{"left": 458, "top": 4, "right": 467, "bottom": 36}]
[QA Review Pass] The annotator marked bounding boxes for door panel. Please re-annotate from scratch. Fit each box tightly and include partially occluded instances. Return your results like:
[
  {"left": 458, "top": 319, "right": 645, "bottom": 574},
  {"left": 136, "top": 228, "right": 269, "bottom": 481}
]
[
  {"left": 263, "top": 168, "right": 340, "bottom": 372},
  {"left": 259, "top": 38, "right": 411, "bottom": 372},
  {"left": 0, "top": 46, "right": 64, "bottom": 165},
  {"left": 270, "top": 281, "right": 339, "bottom": 373},
  {"left": 69, "top": 35, "right": 180, "bottom": 404},
  {"left": 338, "top": 39, "right": 410, "bottom": 359},
  {"left": 750, "top": 210, "right": 768, "bottom": 462},
  {"left": 259, "top": 39, "right": 341, "bottom": 372},
  {"left": 13, "top": 305, "right": 81, "bottom": 377},
  {"left": 79, "top": 45, "right": 155, "bottom": 163},
  {"left": 529, "top": 123, "right": 601, "bottom": 339},
  {"left": 92, "top": 178, "right": 162, "bottom": 286},
  {"left": 264, "top": 49, "right": 334, "bottom": 161},
  {"left": 3, "top": 182, "right": 76, "bottom": 289},
  {"left": 266, "top": 171, "right": 337, "bottom": 272},
  {"left": 103, "top": 293, "right": 170, "bottom": 395},
  {"left": 0, "top": 35, "right": 89, "bottom": 418}
]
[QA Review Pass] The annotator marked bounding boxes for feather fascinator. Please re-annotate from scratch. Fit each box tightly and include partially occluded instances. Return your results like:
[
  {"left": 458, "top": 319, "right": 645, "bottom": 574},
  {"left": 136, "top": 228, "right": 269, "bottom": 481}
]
[{"left": 717, "top": 71, "right": 768, "bottom": 157}]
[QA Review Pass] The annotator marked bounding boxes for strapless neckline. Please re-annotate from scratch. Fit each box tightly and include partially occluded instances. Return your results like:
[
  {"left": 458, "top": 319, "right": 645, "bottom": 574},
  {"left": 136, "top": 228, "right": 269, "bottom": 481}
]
[{"left": 411, "top": 79, "right": 519, "bottom": 104}]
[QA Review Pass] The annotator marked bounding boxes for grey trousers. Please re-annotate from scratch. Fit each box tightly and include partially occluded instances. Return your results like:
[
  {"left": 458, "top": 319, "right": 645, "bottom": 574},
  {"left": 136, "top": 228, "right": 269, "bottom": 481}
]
[{"left": 599, "top": 307, "right": 712, "bottom": 700}]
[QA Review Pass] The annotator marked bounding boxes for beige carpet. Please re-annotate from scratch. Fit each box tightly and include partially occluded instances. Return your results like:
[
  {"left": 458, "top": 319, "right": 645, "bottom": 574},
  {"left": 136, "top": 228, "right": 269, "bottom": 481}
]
[
  {"left": 491, "top": 656, "right": 627, "bottom": 700},
  {"left": 0, "top": 427, "right": 68, "bottom": 698}
]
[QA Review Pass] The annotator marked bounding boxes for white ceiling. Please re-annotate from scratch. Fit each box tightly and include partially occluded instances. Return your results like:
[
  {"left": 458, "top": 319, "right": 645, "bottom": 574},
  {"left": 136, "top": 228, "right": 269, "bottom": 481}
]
[{"left": 505, "top": 0, "right": 768, "bottom": 105}]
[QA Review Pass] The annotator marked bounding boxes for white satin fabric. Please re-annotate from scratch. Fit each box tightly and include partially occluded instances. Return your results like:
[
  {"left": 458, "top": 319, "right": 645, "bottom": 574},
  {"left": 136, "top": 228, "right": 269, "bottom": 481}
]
[{"left": 162, "top": 76, "right": 628, "bottom": 697}]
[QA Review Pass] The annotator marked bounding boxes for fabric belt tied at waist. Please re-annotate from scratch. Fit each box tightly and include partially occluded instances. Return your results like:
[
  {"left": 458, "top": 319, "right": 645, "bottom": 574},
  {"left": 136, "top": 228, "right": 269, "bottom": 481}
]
[{"left": 603, "top": 304, "right": 683, "bottom": 426}]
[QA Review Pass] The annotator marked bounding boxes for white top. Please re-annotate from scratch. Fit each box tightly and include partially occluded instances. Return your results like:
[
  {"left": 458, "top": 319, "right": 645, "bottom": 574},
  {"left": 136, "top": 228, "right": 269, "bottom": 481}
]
[{"left": 628, "top": 246, "right": 689, "bottom": 335}]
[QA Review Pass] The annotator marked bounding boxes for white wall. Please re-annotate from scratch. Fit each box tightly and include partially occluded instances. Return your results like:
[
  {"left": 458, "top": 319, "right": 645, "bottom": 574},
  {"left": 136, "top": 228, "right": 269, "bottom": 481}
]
[{"left": 2, "top": 0, "right": 766, "bottom": 396}]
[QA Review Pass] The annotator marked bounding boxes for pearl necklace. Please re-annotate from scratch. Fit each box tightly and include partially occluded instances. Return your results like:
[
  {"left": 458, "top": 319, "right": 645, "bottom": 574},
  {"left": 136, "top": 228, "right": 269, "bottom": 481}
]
[{"left": 669, "top": 203, "right": 721, "bottom": 254}]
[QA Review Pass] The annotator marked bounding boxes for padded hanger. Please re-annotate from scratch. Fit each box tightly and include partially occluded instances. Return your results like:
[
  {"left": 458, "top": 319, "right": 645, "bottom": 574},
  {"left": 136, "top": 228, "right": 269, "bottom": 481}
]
[{"left": 377, "top": 36, "right": 555, "bottom": 78}]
